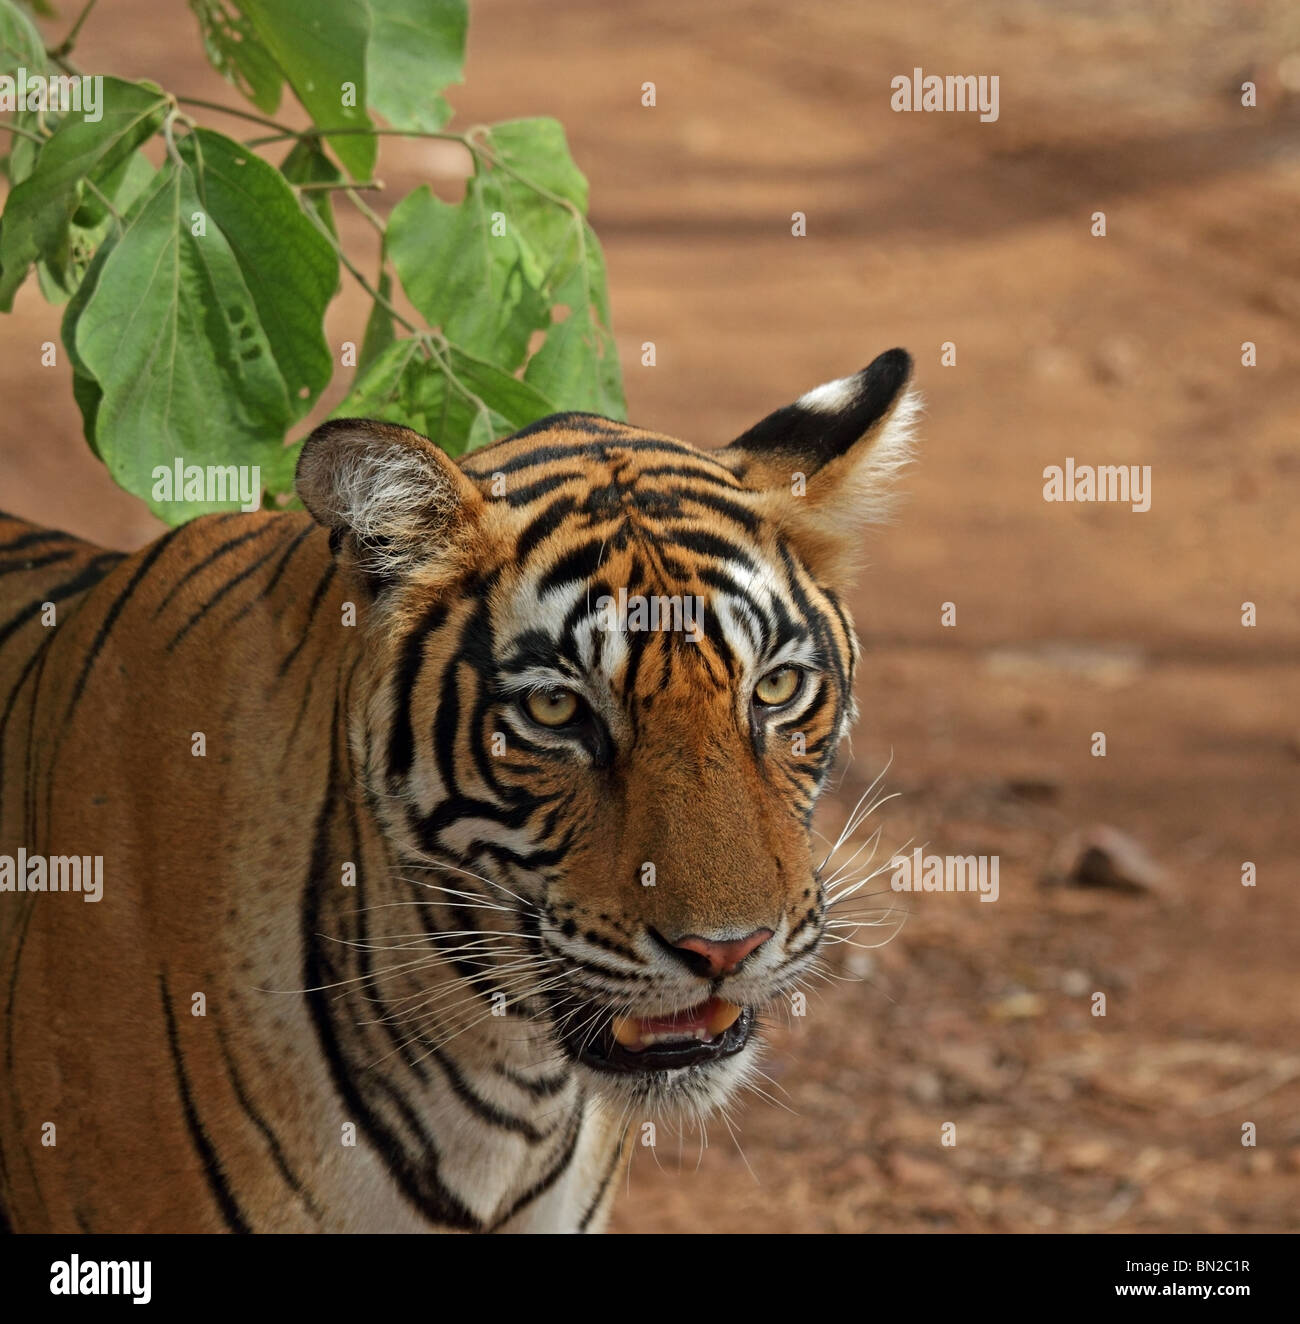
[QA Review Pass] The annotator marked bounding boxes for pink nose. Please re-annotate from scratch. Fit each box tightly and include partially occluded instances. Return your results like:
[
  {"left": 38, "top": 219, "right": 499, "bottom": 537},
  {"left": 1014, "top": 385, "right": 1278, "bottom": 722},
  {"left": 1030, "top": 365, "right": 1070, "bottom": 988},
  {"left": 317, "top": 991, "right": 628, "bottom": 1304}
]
[{"left": 671, "top": 928, "right": 773, "bottom": 978}]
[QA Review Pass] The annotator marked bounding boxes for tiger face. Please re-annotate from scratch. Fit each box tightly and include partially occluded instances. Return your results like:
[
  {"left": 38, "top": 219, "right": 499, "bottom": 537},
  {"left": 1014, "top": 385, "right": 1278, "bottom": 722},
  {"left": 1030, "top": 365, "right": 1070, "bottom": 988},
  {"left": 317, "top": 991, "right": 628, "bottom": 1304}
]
[{"left": 296, "top": 348, "right": 917, "bottom": 1118}]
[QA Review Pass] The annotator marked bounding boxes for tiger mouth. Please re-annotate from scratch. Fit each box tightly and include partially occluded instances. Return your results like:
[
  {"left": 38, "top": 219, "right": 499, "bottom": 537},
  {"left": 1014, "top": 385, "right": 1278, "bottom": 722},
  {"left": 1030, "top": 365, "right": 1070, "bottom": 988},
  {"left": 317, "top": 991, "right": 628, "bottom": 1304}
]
[{"left": 560, "top": 997, "right": 754, "bottom": 1074}]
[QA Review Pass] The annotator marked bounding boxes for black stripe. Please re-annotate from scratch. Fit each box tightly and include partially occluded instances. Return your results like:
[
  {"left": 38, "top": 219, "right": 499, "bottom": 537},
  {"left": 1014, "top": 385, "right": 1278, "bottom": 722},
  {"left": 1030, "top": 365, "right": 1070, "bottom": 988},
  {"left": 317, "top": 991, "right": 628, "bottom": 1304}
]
[
  {"left": 229, "top": 521, "right": 317, "bottom": 627},
  {"left": 632, "top": 462, "right": 744, "bottom": 489},
  {"left": 302, "top": 709, "right": 481, "bottom": 1230},
  {"left": 514, "top": 495, "right": 578, "bottom": 563},
  {"left": 166, "top": 527, "right": 292, "bottom": 651},
  {"left": 487, "top": 1101, "right": 585, "bottom": 1231},
  {"left": 428, "top": 1048, "right": 556, "bottom": 1143},
  {"left": 677, "top": 488, "right": 761, "bottom": 534},
  {"left": 0, "top": 549, "right": 77, "bottom": 577},
  {"left": 490, "top": 412, "right": 628, "bottom": 449},
  {"left": 64, "top": 525, "right": 187, "bottom": 719},
  {"left": 485, "top": 433, "right": 734, "bottom": 478},
  {"left": 0, "top": 528, "right": 70, "bottom": 555},
  {"left": 158, "top": 974, "right": 251, "bottom": 1232},
  {"left": 276, "top": 561, "right": 337, "bottom": 678},
  {"left": 150, "top": 520, "right": 274, "bottom": 619},
  {"left": 578, "top": 1132, "right": 624, "bottom": 1231},
  {"left": 537, "top": 537, "right": 609, "bottom": 595},
  {"left": 213, "top": 1021, "right": 324, "bottom": 1223},
  {"left": 386, "top": 599, "right": 448, "bottom": 778},
  {"left": 664, "top": 526, "right": 759, "bottom": 573},
  {"left": 501, "top": 472, "right": 589, "bottom": 507},
  {"left": 0, "top": 552, "right": 121, "bottom": 654},
  {"left": 496, "top": 1064, "right": 572, "bottom": 1099}
]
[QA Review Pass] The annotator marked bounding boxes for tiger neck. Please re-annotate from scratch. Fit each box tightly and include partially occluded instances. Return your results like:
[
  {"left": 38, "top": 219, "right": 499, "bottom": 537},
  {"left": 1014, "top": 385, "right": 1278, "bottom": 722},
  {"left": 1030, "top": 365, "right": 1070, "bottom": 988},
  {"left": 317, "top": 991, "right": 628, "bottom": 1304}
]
[{"left": 296, "top": 637, "right": 591, "bottom": 1231}]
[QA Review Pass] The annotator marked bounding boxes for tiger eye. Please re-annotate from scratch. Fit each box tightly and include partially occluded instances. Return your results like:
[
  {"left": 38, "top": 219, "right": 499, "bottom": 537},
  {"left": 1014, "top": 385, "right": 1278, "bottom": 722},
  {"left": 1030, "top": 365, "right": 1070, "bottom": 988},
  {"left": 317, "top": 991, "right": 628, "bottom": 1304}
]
[
  {"left": 525, "top": 689, "right": 581, "bottom": 727},
  {"left": 754, "top": 667, "right": 801, "bottom": 707}
]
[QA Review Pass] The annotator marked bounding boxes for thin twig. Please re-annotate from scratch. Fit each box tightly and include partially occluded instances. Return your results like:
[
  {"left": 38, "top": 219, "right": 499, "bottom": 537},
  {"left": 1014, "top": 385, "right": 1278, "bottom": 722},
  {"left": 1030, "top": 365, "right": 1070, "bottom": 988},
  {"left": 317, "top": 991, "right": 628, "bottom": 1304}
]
[
  {"left": 176, "top": 96, "right": 299, "bottom": 137},
  {"left": 50, "top": 0, "right": 98, "bottom": 58}
]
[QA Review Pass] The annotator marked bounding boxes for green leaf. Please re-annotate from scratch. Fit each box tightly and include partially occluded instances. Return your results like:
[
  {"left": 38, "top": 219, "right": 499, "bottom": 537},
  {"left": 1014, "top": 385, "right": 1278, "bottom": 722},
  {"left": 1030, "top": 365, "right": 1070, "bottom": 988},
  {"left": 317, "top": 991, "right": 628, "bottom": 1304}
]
[
  {"left": 187, "top": 0, "right": 284, "bottom": 114},
  {"left": 38, "top": 150, "right": 155, "bottom": 305},
  {"left": 357, "top": 267, "right": 395, "bottom": 376},
  {"left": 3, "top": 109, "right": 45, "bottom": 185},
  {"left": 0, "top": 0, "right": 44, "bottom": 79},
  {"left": 60, "top": 228, "right": 117, "bottom": 456},
  {"left": 486, "top": 118, "right": 588, "bottom": 211},
  {"left": 386, "top": 180, "right": 549, "bottom": 371},
  {"left": 365, "top": 0, "right": 466, "bottom": 132},
  {"left": 280, "top": 136, "right": 340, "bottom": 241},
  {"left": 334, "top": 336, "right": 556, "bottom": 457},
  {"left": 238, "top": 0, "right": 375, "bottom": 179},
  {"left": 73, "top": 162, "right": 297, "bottom": 520},
  {"left": 523, "top": 221, "right": 623, "bottom": 418},
  {"left": 476, "top": 120, "right": 624, "bottom": 416},
  {"left": 178, "top": 127, "right": 336, "bottom": 418},
  {"left": 385, "top": 117, "right": 625, "bottom": 418},
  {"left": 0, "top": 77, "right": 167, "bottom": 310}
]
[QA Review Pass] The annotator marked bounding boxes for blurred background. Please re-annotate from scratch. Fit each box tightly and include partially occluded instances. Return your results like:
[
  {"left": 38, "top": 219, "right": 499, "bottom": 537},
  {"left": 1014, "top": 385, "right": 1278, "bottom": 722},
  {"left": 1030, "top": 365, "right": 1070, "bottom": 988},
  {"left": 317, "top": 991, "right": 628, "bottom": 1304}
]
[{"left": 2, "top": 0, "right": 1297, "bottom": 1231}]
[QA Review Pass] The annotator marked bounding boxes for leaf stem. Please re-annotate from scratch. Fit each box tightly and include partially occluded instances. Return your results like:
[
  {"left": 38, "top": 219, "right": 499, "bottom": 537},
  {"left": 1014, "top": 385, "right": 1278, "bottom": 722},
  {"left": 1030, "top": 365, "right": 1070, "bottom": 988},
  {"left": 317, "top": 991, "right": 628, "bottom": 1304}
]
[
  {"left": 0, "top": 122, "right": 46, "bottom": 145},
  {"left": 345, "top": 188, "right": 386, "bottom": 235},
  {"left": 244, "top": 126, "right": 471, "bottom": 149},
  {"left": 83, "top": 176, "right": 123, "bottom": 224},
  {"left": 302, "top": 205, "right": 419, "bottom": 335},
  {"left": 50, "top": 0, "right": 99, "bottom": 59},
  {"left": 175, "top": 96, "right": 300, "bottom": 137},
  {"left": 295, "top": 179, "right": 384, "bottom": 192}
]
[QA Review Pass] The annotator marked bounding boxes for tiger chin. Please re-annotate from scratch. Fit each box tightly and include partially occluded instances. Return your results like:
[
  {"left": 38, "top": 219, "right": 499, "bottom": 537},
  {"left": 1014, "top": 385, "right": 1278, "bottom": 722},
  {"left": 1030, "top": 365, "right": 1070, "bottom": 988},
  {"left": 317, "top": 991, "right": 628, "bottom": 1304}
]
[{"left": 0, "top": 348, "right": 918, "bottom": 1233}]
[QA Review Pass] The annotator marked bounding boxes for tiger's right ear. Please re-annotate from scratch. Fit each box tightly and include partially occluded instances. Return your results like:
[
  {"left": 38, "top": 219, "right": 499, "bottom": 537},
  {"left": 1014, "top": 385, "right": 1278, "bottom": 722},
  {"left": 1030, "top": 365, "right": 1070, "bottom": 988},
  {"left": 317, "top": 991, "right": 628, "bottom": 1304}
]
[{"left": 295, "top": 419, "right": 486, "bottom": 588}]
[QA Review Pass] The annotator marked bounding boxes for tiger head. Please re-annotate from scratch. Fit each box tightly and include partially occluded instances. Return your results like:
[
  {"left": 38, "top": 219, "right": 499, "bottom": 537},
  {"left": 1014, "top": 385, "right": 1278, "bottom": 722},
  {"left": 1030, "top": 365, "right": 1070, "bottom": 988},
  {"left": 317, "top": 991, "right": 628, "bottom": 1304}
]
[{"left": 296, "top": 348, "right": 918, "bottom": 1117}]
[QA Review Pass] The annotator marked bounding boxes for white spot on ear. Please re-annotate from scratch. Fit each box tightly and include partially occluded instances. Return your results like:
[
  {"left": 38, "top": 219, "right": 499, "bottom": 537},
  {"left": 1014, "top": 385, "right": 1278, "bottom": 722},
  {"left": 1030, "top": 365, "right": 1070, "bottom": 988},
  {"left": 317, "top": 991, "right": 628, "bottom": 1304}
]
[{"left": 796, "top": 376, "right": 859, "bottom": 413}]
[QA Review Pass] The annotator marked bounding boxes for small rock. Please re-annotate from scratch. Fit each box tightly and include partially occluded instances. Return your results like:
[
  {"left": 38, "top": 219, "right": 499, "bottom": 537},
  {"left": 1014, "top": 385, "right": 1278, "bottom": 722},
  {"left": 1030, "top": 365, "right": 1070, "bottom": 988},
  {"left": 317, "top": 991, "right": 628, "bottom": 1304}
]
[
  {"left": 989, "top": 991, "right": 1043, "bottom": 1020},
  {"left": 1042, "top": 825, "right": 1168, "bottom": 895},
  {"left": 1004, "top": 775, "right": 1061, "bottom": 805},
  {"left": 888, "top": 1152, "right": 949, "bottom": 1189},
  {"left": 1063, "top": 1139, "right": 1112, "bottom": 1172},
  {"left": 906, "top": 1068, "right": 943, "bottom": 1106},
  {"left": 1246, "top": 1150, "right": 1276, "bottom": 1176}
]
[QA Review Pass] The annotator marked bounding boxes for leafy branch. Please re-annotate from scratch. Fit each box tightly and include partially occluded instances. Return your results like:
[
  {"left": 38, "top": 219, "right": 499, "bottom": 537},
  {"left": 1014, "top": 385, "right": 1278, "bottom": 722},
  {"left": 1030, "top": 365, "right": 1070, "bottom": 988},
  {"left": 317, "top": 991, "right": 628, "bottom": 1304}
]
[{"left": 0, "top": 0, "right": 625, "bottom": 521}]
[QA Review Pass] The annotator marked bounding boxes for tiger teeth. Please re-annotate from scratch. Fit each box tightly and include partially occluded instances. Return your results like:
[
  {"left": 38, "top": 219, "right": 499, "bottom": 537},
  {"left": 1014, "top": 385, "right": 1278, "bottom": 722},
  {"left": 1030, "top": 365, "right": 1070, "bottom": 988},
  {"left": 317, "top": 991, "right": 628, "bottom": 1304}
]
[
  {"left": 704, "top": 999, "right": 742, "bottom": 1035},
  {"left": 610, "top": 1015, "right": 643, "bottom": 1048},
  {"left": 609, "top": 999, "right": 743, "bottom": 1052}
]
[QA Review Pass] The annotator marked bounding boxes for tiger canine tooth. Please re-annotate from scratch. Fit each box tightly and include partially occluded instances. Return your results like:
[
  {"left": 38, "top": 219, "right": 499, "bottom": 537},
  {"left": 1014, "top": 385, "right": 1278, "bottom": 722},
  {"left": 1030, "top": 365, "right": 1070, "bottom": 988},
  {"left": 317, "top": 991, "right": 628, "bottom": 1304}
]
[
  {"left": 611, "top": 1015, "right": 643, "bottom": 1048},
  {"left": 704, "top": 999, "right": 742, "bottom": 1035}
]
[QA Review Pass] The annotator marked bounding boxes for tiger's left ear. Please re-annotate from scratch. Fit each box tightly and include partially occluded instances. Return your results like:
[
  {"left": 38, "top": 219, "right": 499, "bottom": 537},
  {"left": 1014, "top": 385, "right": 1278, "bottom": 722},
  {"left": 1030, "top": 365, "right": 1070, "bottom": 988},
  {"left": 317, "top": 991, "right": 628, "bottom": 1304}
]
[
  {"left": 720, "top": 348, "right": 919, "bottom": 584},
  {"left": 296, "top": 418, "right": 487, "bottom": 591}
]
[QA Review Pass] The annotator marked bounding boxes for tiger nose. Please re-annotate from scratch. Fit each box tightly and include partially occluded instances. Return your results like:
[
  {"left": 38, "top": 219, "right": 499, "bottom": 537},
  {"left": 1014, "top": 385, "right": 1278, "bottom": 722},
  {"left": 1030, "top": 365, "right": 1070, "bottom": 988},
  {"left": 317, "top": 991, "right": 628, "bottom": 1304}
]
[{"left": 663, "top": 928, "right": 774, "bottom": 978}]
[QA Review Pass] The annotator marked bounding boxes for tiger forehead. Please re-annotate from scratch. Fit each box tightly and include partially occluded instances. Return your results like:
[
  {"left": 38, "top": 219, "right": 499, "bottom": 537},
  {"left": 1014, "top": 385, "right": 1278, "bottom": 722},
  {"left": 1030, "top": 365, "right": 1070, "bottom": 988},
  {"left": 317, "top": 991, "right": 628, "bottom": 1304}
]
[{"left": 458, "top": 413, "right": 747, "bottom": 497}]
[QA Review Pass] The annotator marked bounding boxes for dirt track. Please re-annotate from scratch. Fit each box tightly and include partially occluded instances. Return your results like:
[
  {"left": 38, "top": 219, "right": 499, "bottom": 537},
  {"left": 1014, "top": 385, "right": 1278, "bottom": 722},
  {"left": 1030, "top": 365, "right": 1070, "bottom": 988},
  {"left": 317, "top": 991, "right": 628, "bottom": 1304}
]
[{"left": 2, "top": 0, "right": 1296, "bottom": 1232}]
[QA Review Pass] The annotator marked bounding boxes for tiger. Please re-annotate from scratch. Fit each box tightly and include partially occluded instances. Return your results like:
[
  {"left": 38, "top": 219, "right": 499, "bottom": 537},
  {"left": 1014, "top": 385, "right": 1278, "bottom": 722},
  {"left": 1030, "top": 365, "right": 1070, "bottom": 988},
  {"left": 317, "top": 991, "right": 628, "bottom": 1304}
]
[{"left": 0, "top": 347, "right": 918, "bottom": 1233}]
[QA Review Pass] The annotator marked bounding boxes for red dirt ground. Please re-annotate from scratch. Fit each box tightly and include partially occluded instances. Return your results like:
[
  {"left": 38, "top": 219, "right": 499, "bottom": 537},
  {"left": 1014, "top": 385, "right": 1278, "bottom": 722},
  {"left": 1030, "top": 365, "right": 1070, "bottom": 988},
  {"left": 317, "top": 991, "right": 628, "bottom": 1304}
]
[{"left": 1, "top": 0, "right": 1295, "bottom": 1232}]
